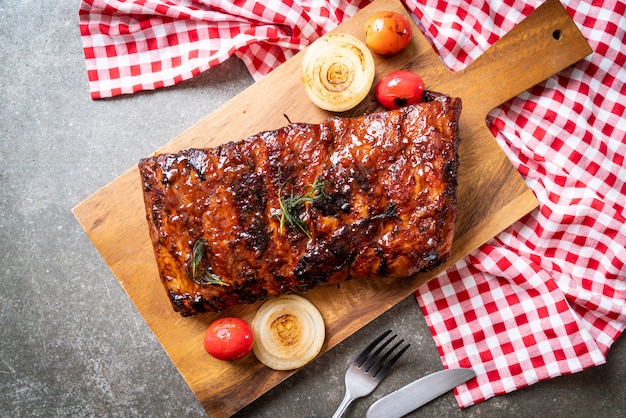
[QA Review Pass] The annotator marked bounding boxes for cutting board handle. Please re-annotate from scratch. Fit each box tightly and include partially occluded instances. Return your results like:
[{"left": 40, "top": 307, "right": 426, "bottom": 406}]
[{"left": 450, "top": 0, "right": 592, "bottom": 116}]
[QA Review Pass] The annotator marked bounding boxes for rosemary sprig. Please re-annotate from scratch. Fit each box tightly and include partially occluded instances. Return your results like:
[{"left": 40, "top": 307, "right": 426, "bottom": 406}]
[
  {"left": 278, "top": 176, "right": 327, "bottom": 238},
  {"left": 185, "top": 239, "right": 229, "bottom": 286},
  {"left": 194, "top": 271, "right": 229, "bottom": 286},
  {"left": 187, "top": 238, "right": 204, "bottom": 279}
]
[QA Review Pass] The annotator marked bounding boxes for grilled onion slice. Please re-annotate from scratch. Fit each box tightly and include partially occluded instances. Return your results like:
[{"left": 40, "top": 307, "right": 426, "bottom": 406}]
[
  {"left": 302, "top": 33, "right": 375, "bottom": 112},
  {"left": 251, "top": 295, "right": 325, "bottom": 370}
]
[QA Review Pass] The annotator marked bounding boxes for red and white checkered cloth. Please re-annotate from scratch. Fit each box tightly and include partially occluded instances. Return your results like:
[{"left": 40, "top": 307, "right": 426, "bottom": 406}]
[
  {"left": 78, "top": 0, "right": 372, "bottom": 99},
  {"left": 410, "top": 0, "right": 626, "bottom": 407},
  {"left": 78, "top": 0, "right": 626, "bottom": 409}
]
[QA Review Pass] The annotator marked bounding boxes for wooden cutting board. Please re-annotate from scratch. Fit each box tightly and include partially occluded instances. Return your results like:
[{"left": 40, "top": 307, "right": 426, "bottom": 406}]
[{"left": 72, "top": 0, "right": 591, "bottom": 416}]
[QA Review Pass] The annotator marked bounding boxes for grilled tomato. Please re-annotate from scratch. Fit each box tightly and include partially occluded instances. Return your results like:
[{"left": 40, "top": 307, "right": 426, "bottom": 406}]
[
  {"left": 364, "top": 11, "right": 412, "bottom": 55},
  {"left": 204, "top": 317, "right": 254, "bottom": 361},
  {"left": 375, "top": 70, "right": 425, "bottom": 109}
]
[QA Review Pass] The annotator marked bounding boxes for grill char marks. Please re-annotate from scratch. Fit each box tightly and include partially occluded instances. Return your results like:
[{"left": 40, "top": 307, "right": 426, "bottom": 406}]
[{"left": 139, "top": 93, "right": 461, "bottom": 315}]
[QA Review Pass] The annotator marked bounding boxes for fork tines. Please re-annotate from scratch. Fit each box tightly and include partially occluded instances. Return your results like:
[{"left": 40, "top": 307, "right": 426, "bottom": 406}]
[{"left": 357, "top": 330, "right": 410, "bottom": 379}]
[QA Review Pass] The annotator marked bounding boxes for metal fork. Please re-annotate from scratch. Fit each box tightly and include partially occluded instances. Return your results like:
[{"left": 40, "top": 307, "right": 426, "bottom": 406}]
[{"left": 332, "top": 330, "right": 410, "bottom": 418}]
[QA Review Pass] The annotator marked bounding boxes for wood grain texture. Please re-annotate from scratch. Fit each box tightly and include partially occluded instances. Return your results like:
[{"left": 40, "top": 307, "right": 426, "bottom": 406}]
[{"left": 72, "top": 0, "right": 591, "bottom": 415}]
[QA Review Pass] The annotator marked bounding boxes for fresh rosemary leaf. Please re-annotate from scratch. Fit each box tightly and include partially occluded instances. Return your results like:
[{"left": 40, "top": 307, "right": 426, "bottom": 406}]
[
  {"left": 185, "top": 239, "right": 229, "bottom": 286},
  {"left": 278, "top": 176, "right": 327, "bottom": 238},
  {"left": 190, "top": 238, "right": 205, "bottom": 278},
  {"left": 194, "top": 271, "right": 229, "bottom": 286}
]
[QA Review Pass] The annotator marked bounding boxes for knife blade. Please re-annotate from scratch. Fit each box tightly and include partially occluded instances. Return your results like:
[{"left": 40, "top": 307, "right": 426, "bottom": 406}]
[{"left": 366, "top": 368, "right": 476, "bottom": 418}]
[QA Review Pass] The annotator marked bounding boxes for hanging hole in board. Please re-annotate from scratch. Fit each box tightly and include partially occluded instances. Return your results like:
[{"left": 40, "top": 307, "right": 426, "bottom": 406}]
[{"left": 552, "top": 29, "right": 562, "bottom": 40}]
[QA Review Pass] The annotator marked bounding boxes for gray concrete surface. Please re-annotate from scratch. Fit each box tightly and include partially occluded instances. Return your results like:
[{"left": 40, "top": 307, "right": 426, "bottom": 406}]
[{"left": 1, "top": 2, "right": 624, "bottom": 417}]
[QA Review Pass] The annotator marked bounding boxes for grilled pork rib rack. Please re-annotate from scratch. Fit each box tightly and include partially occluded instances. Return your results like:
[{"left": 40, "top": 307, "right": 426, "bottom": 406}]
[{"left": 139, "top": 92, "right": 461, "bottom": 316}]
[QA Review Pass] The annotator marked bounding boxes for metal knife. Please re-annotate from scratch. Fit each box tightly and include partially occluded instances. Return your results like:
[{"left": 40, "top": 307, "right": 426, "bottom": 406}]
[{"left": 366, "top": 368, "right": 476, "bottom": 418}]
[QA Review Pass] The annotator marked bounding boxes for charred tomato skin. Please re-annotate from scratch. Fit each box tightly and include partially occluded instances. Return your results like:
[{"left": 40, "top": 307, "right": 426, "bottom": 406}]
[
  {"left": 204, "top": 317, "right": 254, "bottom": 361},
  {"left": 375, "top": 70, "right": 425, "bottom": 110},
  {"left": 364, "top": 11, "right": 413, "bottom": 55}
]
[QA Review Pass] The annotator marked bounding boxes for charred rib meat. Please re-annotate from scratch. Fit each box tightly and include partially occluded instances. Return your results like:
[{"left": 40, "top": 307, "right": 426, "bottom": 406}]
[{"left": 139, "top": 92, "right": 461, "bottom": 316}]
